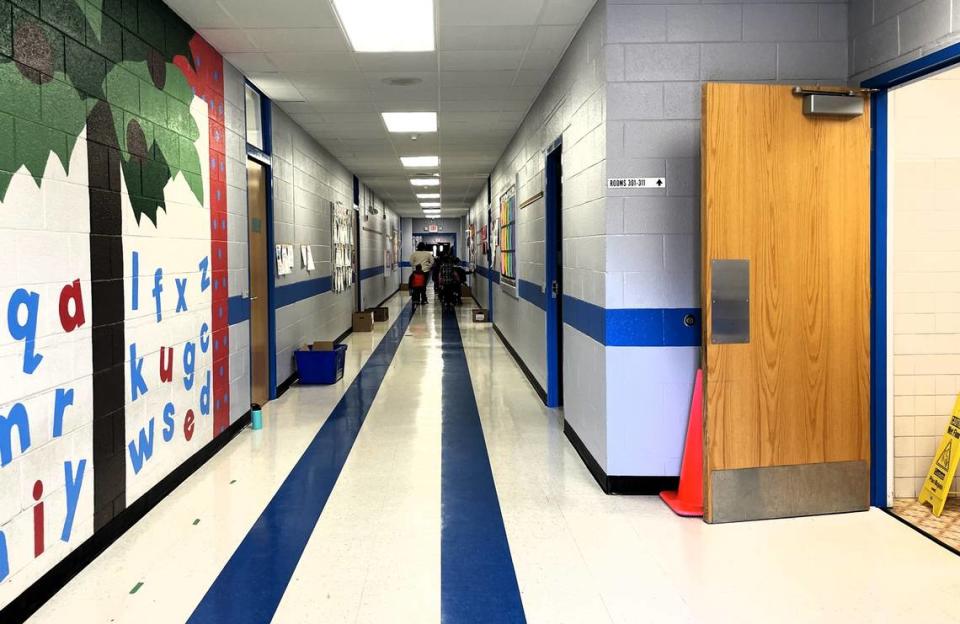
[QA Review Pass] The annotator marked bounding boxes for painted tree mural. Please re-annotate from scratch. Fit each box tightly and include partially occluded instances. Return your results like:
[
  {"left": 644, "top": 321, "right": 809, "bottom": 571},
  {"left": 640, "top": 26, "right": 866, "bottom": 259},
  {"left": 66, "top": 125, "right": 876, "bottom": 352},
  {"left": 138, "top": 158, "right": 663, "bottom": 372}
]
[{"left": 0, "top": 0, "right": 211, "bottom": 529}]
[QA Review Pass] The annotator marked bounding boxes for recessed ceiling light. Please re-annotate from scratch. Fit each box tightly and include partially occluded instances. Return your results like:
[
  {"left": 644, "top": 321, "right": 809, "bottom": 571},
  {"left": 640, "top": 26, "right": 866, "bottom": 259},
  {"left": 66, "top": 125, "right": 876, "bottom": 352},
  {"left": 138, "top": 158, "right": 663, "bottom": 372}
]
[
  {"left": 421, "top": 202, "right": 441, "bottom": 208},
  {"left": 411, "top": 178, "right": 440, "bottom": 187},
  {"left": 417, "top": 193, "right": 440, "bottom": 199},
  {"left": 401, "top": 156, "right": 440, "bottom": 168},
  {"left": 332, "top": 0, "right": 435, "bottom": 52},
  {"left": 383, "top": 112, "right": 437, "bottom": 133}
]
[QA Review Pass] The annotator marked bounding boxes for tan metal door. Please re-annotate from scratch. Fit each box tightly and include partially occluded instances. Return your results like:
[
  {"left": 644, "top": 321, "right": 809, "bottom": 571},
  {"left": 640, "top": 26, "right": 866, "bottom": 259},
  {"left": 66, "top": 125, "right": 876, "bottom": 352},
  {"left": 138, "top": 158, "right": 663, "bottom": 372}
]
[
  {"left": 701, "top": 84, "right": 871, "bottom": 523},
  {"left": 247, "top": 160, "right": 270, "bottom": 406}
]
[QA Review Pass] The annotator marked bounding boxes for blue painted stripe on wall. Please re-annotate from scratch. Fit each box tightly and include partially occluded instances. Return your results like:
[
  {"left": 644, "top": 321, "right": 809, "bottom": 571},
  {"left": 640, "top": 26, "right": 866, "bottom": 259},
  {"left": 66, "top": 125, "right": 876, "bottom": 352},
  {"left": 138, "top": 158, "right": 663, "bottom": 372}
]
[
  {"left": 518, "top": 279, "right": 546, "bottom": 311},
  {"left": 561, "top": 295, "right": 701, "bottom": 347},
  {"left": 228, "top": 295, "right": 250, "bottom": 325},
  {"left": 440, "top": 307, "right": 526, "bottom": 622},
  {"left": 274, "top": 276, "right": 332, "bottom": 309},
  {"left": 188, "top": 302, "right": 414, "bottom": 624},
  {"left": 360, "top": 265, "right": 385, "bottom": 281},
  {"left": 400, "top": 261, "right": 411, "bottom": 268}
]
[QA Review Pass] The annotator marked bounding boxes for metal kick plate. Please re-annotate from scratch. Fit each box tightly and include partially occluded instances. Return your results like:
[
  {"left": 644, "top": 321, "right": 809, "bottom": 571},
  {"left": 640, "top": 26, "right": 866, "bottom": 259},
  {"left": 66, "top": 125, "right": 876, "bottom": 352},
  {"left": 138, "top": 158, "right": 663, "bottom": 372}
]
[
  {"left": 709, "top": 460, "right": 869, "bottom": 523},
  {"left": 711, "top": 259, "right": 750, "bottom": 344}
]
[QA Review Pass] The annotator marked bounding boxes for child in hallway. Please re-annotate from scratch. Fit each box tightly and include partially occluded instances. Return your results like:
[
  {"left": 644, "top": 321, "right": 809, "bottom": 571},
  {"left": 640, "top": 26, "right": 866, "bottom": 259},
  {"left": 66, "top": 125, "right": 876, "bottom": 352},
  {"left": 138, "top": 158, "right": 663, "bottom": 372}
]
[{"left": 409, "top": 264, "right": 428, "bottom": 305}]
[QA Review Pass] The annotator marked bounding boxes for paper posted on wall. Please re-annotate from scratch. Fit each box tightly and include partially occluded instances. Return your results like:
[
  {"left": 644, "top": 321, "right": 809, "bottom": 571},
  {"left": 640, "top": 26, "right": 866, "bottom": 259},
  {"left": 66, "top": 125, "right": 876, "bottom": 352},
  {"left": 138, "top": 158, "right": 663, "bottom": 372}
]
[
  {"left": 306, "top": 246, "right": 315, "bottom": 271},
  {"left": 300, "top": 245, "right": 308, "bottom": 268}
]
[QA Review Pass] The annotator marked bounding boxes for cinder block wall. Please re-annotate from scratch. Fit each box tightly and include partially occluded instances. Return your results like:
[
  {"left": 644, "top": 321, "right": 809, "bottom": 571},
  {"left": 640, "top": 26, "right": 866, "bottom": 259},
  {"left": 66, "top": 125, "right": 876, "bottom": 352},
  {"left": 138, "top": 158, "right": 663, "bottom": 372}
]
[{"left": 850, "top": 0, "right": 960, "bottom": 83}]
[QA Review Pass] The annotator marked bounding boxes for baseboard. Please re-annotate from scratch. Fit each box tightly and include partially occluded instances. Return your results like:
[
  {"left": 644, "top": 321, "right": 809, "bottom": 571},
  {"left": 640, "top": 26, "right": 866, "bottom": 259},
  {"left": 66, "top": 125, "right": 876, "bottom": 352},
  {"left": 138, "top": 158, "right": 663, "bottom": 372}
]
[
  {"left": 492, "top": 324, "right": 547, "bottom": 405},
  {"left": 276, "top": 372, "right": 299, "bottom": 398},
  {"left": 0, "top": 410, "right": 253, "bottom": 624},
  {"left": 376, "top": 288, "right": 400, "bottom": 309},
  {"left": 563, "top": 421, "right": 680, "bottom": 495}
]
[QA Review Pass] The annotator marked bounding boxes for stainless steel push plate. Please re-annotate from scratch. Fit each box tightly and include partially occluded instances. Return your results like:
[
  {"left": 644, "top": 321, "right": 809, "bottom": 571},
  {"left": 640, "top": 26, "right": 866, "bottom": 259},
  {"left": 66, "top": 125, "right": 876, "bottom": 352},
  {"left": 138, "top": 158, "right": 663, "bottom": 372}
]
[{"left": 711, "top": 259, "right": 750, "bottom": 344}]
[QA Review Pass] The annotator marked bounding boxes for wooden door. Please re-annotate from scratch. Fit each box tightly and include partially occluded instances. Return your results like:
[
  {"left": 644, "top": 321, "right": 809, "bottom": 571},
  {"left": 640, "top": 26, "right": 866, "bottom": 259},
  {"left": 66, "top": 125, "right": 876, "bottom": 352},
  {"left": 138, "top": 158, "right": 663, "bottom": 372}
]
[
  {"left": 247, "top": 160, "right": 270, "bottom": 406},
  {"left": 701, "top": 84, "right": 871, "bottom": 523}
]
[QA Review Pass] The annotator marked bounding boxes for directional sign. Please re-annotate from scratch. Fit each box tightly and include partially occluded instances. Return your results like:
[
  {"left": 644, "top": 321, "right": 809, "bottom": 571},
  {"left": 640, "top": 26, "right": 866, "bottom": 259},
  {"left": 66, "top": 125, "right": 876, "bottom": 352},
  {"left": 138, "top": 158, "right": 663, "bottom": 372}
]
[{"left": 607, "top": 177, "right": 666, "bottom": 190}]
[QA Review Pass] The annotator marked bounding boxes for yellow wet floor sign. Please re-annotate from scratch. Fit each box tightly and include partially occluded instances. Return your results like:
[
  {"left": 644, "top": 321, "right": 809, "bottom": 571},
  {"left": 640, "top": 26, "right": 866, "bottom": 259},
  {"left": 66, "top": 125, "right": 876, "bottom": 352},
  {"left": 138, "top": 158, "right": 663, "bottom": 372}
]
[{"left": 918, "top": 395, "right": 960, "bottom": 517}]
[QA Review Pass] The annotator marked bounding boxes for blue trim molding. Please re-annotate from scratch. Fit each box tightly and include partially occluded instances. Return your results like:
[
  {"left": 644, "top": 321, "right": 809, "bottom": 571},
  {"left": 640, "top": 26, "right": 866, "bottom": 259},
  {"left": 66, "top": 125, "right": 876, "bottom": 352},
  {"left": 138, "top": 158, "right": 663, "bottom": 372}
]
[
  {"left": 518, "top": 280, "right": 546, "bottom": 311},
  {"left": 360, "top": 265, "right": 385, "bottom": 281},
  {"left": 274, "top": 276, "right": 333, "bottom": 309},
  {"left": 228, "top": 296, "right": 250, "bottom": 325},
  {"left": 562, "top": 296, "right": 701, "bottom": 348}
]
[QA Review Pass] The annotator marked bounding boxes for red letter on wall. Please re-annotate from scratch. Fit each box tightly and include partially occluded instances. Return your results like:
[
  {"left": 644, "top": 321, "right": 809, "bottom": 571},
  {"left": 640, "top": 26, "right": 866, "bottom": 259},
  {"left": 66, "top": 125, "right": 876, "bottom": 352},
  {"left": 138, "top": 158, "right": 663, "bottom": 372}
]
[
  {"left": 183, "top": 409, "right": 195, "bottom": 442},
  {"left": 159, "top": 347, "right": 174, "bottom": 383},
  {"left": 32, "top": 480, "right": 44, "bottom": 557},
  {"left": 58, "top": 280, "right": 85, "bottom": 333}
]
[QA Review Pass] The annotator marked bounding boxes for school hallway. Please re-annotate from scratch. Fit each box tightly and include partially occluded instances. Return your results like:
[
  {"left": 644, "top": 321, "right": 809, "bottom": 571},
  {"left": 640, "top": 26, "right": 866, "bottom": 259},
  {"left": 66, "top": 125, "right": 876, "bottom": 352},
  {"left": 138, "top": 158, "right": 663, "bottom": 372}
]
[{"left": 15, "top": 293, "right": 956, "bottom": 624}]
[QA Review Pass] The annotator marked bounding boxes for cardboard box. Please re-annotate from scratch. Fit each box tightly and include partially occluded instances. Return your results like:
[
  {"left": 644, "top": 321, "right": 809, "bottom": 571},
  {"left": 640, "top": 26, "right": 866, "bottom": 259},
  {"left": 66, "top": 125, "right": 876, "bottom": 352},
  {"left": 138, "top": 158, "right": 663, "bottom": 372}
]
[
  {"left": 353, "top": 311, "right": 374, "bottom": 332},
  {"left": 366, "top": 307, "right": 389, "bottom": 322},
  {"left": 473, "top": 309, "right": 489, "bottom": 323},
  {"left": 400, "top": 283, "right": 409, "bottom": 291},
  {"left": 312, "top": 341, "right": 336, "bottom": 351},
  {"left": 461, "top": 285, "right": 473, "bottom": 299}
]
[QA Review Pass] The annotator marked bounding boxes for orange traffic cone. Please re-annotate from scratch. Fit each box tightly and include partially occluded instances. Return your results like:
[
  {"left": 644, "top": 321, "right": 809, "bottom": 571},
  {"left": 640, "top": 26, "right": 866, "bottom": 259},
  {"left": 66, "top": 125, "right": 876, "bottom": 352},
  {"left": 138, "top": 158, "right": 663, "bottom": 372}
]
[{"left": 659, "top": 368, "right": 703, "bottom": 517}]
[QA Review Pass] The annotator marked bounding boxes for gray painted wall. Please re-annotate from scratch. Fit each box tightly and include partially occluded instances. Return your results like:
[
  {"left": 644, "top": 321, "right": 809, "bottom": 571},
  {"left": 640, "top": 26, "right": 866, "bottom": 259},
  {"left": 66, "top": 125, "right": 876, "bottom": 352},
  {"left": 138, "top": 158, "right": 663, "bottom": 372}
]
[{"left": 850, "top": 0, "right": 960, "bottom": 83}]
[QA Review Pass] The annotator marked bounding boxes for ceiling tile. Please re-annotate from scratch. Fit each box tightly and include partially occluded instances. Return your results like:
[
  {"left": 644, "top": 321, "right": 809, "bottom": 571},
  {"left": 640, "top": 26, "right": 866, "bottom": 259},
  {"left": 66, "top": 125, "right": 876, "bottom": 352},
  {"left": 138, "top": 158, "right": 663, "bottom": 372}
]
[
  {"left": 439, "top": 71, "right": 516, "bottom": 88},
  {"left": 246, "top": 28, "right": 349, "bottom": 53},
  {"left": 439, "top": 0, "right": 546, "bottom": 26},
  {"left": 438, "top": 50, "right": 523, "bottom": 72},
  {"left": 530, "top": 25, "right": 578, "bottom": 50},
  {"left": 223, "top": 52, "right": 277, "bottom": 73},
  {"left": 437, "top": 26, "right": 537, "bottom": 51},
  {"left": 519, "top": 49, "right": 564, "bottom": 71},
  {"left": 354, "top": 53, "right": 438, "bottom": 73},
  {"left": 198, "top": 29, "right": 257, "bottom": 53},
  {"left": 540, "top": 0, "right": 595, "bottom": 26},
  {"left": 246, "top": 74, "right": 305, "bottom": 102},
  {"left": 267, "top": 52, "right": 357, "bottom": 72},
  {"left": 218, "top": 0, "right": 338, "bottom": 28}
]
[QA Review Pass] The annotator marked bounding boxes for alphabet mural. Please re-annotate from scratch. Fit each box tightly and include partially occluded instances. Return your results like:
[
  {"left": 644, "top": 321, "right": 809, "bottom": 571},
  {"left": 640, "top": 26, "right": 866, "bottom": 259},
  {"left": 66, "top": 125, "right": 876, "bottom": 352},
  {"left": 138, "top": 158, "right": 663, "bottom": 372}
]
[{"left": 0, "top": 0, "right": 230, "bottom": 609}]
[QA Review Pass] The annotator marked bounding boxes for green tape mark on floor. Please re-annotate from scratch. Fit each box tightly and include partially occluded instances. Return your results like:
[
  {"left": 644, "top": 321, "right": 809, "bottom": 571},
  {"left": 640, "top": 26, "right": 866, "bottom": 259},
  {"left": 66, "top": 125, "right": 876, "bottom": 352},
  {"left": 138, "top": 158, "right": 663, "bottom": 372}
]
[
  {"left": 193, "top": 518, "right": 200, "bottom": 525},
  {"left": 130, "top": 582, "right": 143, "bottom": 594}
]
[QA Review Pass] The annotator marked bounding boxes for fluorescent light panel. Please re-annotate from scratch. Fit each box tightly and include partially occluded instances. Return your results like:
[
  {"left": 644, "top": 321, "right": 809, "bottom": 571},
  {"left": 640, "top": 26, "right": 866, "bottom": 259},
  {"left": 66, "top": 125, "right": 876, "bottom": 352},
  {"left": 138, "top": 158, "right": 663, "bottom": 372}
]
[
  {"left": 420, "top": 202, "right": 441, "bottom": 208},
  {"left": 332, "top": 0, "right": 435, "bottom": 52},
  {"left": 411, "top": 178, "right": 440, "bottom": 187},
  {"left": 417, "top": 193, "right": 440, "bottom": 199},
  {"left": 401, "top": 156, "right": 439, "bottom": 168},
  {"left": 383, "top": 112, "right": 437, "bottom": 133}
]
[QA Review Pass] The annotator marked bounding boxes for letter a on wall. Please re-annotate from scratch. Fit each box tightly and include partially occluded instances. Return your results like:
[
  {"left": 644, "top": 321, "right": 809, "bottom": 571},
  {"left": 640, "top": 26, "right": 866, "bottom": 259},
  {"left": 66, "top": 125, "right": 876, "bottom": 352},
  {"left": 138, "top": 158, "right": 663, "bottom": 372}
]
[{"left": 919, "top": 395, "right": 960, "bottom": 516}]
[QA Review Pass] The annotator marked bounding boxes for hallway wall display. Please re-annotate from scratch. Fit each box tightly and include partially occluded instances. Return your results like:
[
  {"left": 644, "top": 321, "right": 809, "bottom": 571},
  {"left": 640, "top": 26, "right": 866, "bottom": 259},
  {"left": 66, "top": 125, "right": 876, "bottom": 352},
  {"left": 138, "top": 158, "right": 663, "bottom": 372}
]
[
  {"left": 0, "top": 0, "right": 232, "bottom": 610},
  {"left": 332, "top": 200, "right": 355, "bottom": 293}
]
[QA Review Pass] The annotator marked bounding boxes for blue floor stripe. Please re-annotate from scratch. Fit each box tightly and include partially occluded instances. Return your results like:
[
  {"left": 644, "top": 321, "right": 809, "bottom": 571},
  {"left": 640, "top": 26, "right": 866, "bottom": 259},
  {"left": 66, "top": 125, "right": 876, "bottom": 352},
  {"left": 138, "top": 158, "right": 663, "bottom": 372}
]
[
  {"left": 188, "top": 301, "right": 414, "bottom": 624},
  {"left": 441, "top": 307, "right": 526, "bottom": 623}
]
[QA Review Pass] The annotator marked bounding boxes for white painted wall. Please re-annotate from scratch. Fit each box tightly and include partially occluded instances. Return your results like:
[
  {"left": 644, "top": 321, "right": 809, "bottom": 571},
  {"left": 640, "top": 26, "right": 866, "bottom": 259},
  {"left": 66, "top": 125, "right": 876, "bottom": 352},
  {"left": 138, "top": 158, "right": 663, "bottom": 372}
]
[{"left": 270, "top": 107, "right": 399, "bottom": 385}]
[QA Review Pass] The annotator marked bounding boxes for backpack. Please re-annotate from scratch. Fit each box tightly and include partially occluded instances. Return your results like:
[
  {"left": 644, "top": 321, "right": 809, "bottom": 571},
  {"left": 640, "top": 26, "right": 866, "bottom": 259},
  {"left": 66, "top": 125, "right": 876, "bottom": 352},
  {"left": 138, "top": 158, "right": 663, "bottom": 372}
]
[
  {"left": 439, "top": 263, "right": 457, "bottom": 287},
  {"left": 410, "top": 272, "right": 427, "bottom": 288}
]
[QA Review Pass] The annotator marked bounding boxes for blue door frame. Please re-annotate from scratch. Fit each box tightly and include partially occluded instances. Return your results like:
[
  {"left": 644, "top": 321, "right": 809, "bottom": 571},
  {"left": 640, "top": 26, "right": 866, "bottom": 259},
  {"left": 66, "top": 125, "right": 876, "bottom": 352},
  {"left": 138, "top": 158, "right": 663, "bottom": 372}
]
[
  {"left": 544, "top": 139, "right": 563, "bottom": 407},
  {"left": 862, "top": 40, "right": 960, "bottom": 507}
]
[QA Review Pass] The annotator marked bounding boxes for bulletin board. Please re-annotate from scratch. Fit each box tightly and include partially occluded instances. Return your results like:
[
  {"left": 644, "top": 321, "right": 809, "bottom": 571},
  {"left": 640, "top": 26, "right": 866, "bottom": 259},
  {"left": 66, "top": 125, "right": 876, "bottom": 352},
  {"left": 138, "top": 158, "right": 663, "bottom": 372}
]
[
  {"left": 499, "top": 186, "right": 517, "bottom": 290},
  {"left": 332, "top": 200, "right": 355, "bottom": 293}
]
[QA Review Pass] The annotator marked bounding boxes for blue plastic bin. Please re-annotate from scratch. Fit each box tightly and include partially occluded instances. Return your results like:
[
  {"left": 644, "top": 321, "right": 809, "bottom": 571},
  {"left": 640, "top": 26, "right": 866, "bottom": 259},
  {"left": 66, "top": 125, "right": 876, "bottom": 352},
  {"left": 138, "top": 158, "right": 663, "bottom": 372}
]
[{"left": 295, "top": 344, "right": 348, "bottom": 384}]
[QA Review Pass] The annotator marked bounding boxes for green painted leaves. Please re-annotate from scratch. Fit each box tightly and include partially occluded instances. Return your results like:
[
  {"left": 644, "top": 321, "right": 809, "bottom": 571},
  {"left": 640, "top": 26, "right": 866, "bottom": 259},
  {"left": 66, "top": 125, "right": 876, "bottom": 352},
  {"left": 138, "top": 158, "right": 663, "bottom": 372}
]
[{"left": 0, "top": 0, "right": 205, "bottom": 227}]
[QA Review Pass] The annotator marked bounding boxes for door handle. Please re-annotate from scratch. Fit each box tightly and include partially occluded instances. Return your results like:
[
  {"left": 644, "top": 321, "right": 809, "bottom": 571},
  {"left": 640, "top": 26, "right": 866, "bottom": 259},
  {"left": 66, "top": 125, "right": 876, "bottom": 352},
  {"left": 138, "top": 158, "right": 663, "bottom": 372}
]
[
  {"left": 249, "top": 296, "right": 259, "bottom": 301},
  {"left": 551, "top": 280, "right": 559, "bottom": 298}
]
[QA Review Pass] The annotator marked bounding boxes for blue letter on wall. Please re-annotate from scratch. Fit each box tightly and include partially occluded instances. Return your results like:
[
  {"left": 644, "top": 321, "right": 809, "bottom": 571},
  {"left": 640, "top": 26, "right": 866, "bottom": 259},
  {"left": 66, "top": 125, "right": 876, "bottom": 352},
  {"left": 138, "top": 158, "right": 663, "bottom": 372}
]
[
  {"left": 53, "top": 388, "right": 74, "bottom": 438},
  {"left": 129, "top": 343, "right": 148, "bottom": 402},
  {"left": 7, "top": 289, "right": 42, "bottom": 374},
  {"left": 0, "top": 403, "right": 31, "bottom": 467},
  {"left": 62, "top": 459, "right": 86, "bottom": 542},
  {"left": 128, "top": 419, "right": 155, "bottom": 475}
]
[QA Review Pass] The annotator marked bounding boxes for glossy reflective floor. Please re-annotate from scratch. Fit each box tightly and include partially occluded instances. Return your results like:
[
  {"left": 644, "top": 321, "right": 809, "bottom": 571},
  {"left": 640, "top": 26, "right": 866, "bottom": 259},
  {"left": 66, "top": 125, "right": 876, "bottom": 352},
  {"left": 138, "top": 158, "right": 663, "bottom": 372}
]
[{"left": 29, "top": 295, "right": 960, "bottom": 623}]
